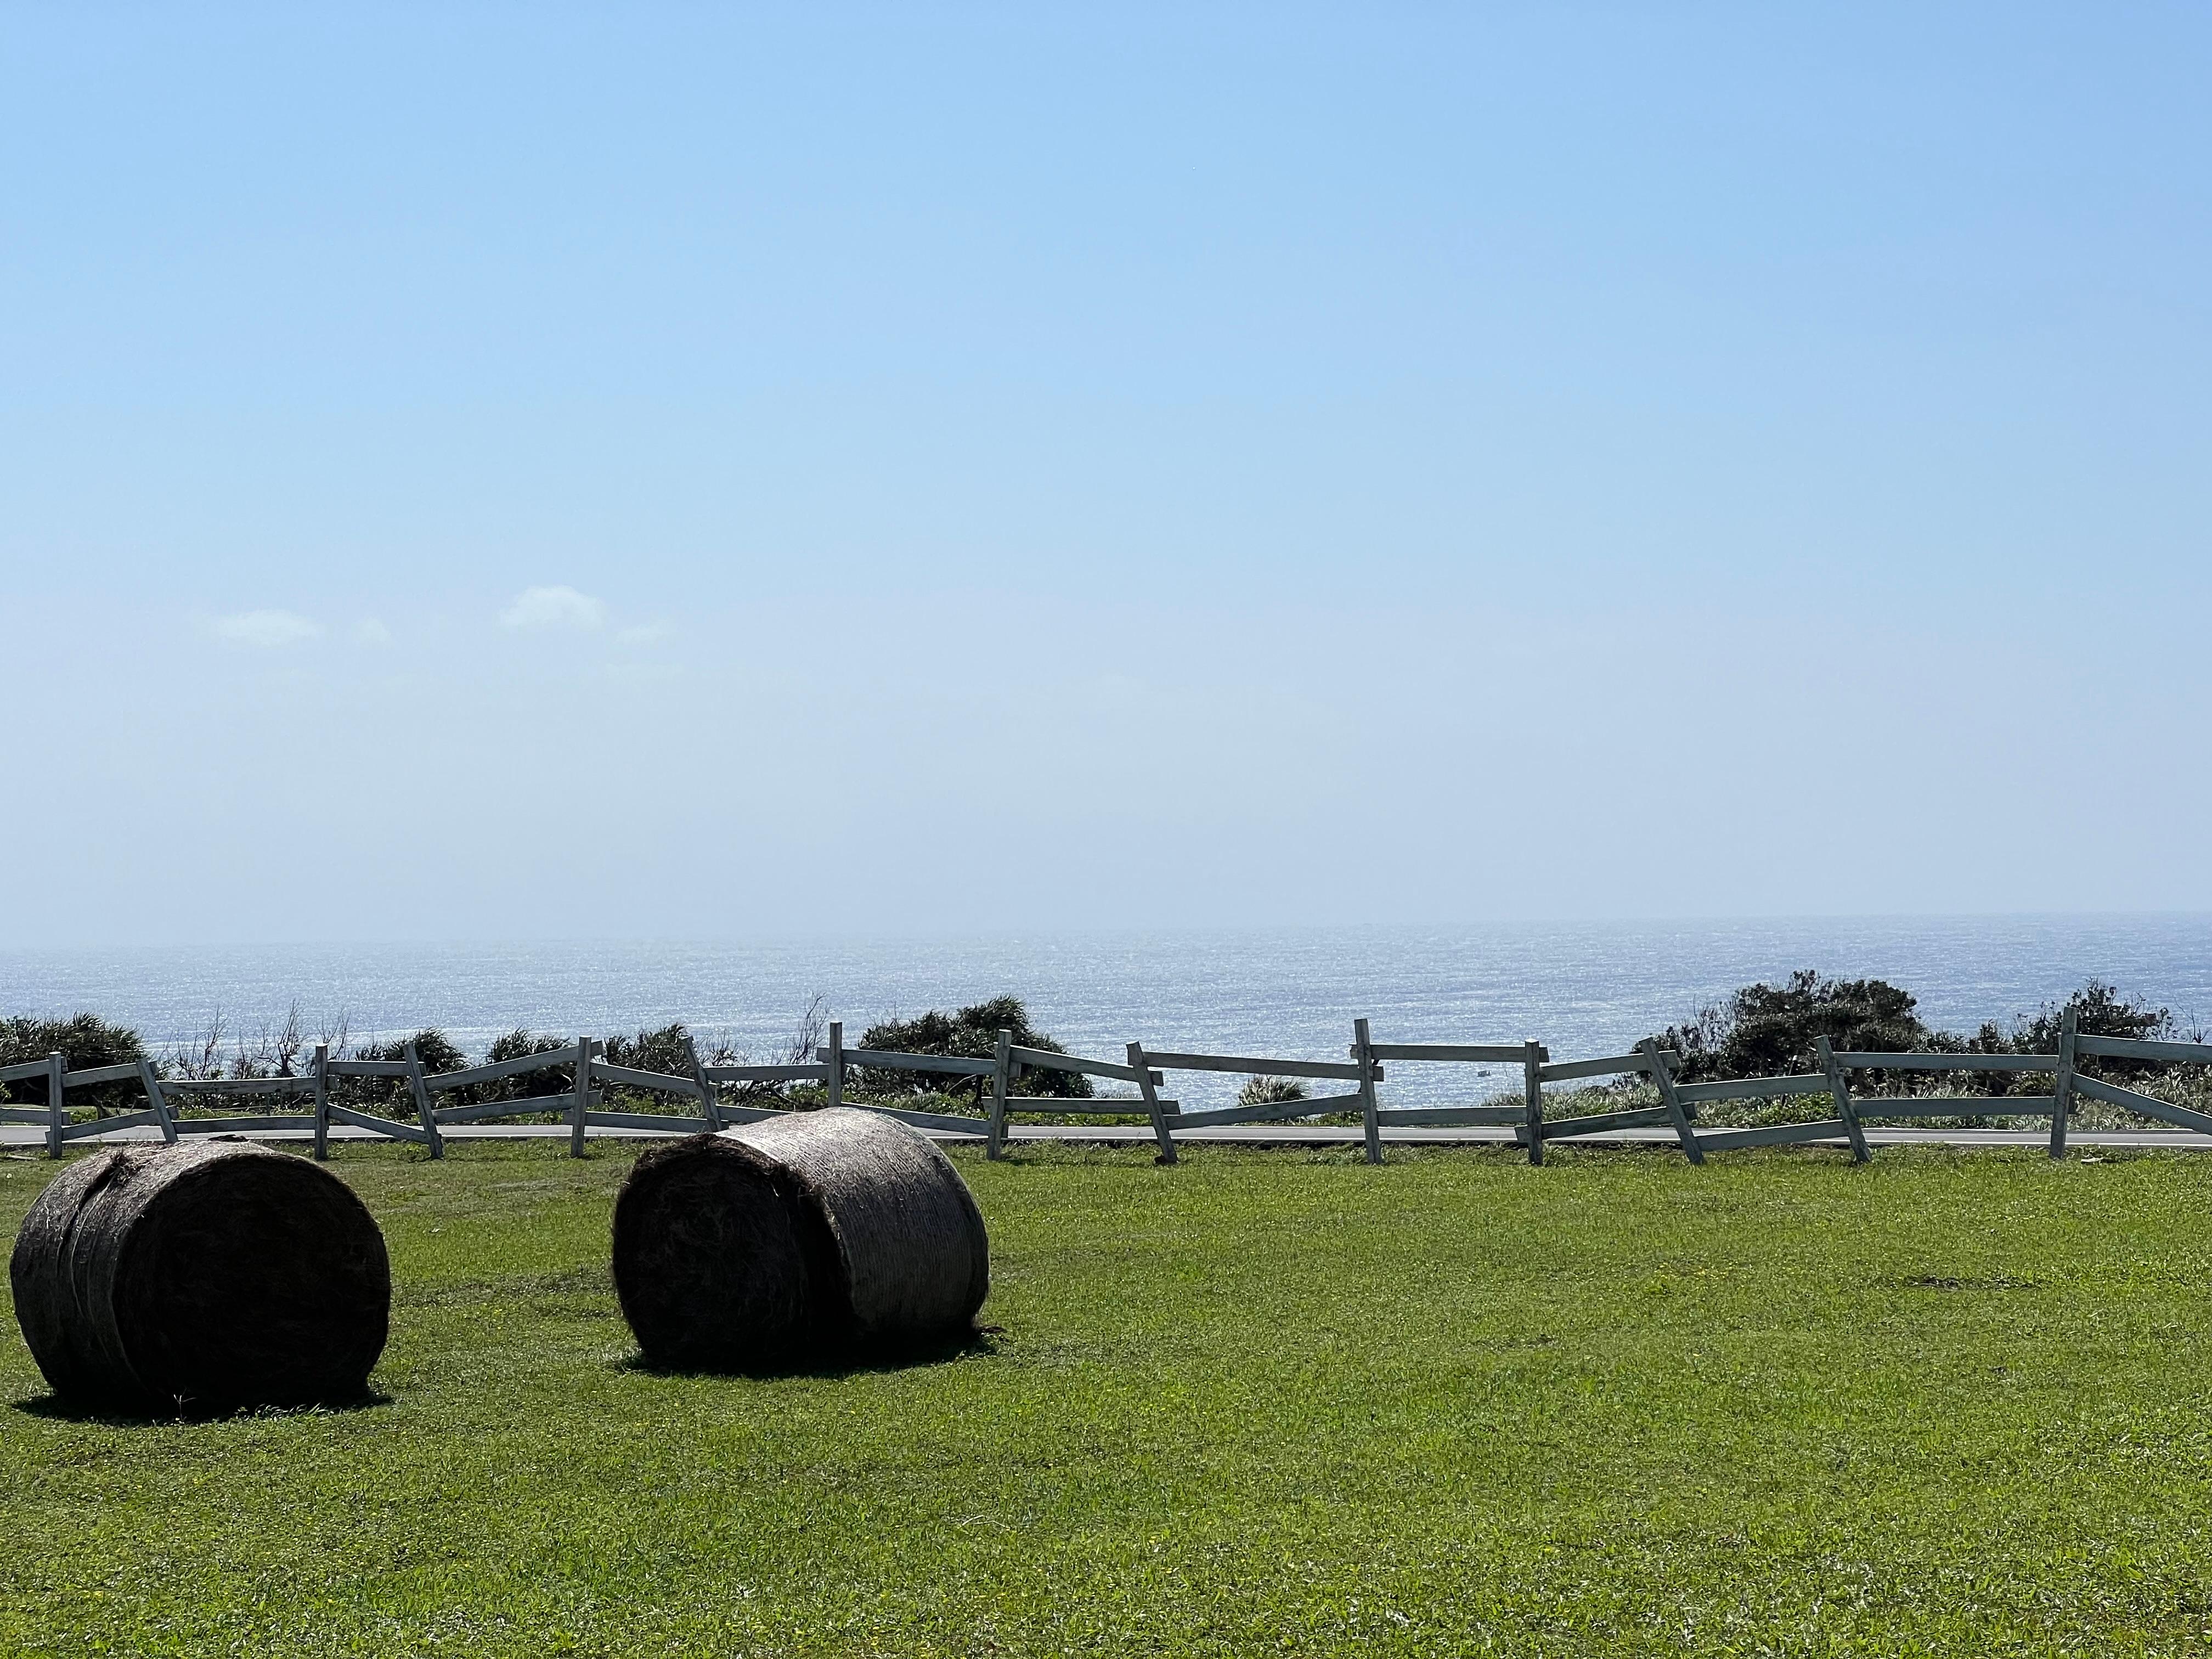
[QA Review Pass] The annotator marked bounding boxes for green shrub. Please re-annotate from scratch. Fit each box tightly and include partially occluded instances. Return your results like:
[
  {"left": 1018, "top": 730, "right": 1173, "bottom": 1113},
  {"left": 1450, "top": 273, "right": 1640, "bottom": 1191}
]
[
  {"left": 600, "top": 1022, "right": 697, "bottom": 1080},
  {"left": 1647, "top": 974, "right": 2198, "bottom": 1113},
  {"left": 471, "top": 1029, "right": 573, "bottom": 1103},
  {"left": 1924, "top": 979, "right": 2185, "bottom": 1100},
  {"left": 857, "top": 996, "right": 1092, "bottom": 1099},
  {"left": 336, "top": 1029, "right": 467, "bottom": 1118},
  {"left": 487, "top": 1028, "right": 570, "bottom": 1066},
  {"left": 352, "top": 1029, "right": 467, "bottom": 1073},
  {"left": 1237, "top": 1075, "right": 1308, "bottom": 1107},
  {"left": 0, "top": 1013, "right": 146, "bottom": 1114},
  {"left": 1975, "top": 980, "right": 2176, "bottom": 1080},
  {"left": 1650, "top": 971, "right": 1931, "bottom": 1084}
]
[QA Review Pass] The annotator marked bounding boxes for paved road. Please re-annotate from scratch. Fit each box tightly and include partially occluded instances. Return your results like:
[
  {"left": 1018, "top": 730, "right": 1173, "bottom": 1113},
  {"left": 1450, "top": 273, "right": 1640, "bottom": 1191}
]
[{"left": 7, "top": 1122, "right": 2209, "bottom": 1153}]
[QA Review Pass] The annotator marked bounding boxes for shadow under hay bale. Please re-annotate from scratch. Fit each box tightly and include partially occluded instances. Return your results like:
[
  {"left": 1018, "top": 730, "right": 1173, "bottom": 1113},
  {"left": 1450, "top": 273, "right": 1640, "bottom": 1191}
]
[
  {"left": 613, "top": 1322, "right": 998, "bottom": 1383},
  {"left": 11, "top": 1386, "right": 393, "bottom": 1426},
  {"left": 10, "top": 1143, "right": 391, "bottom": 1415},
  {"left": 613, "top": 1107, "right": 990, "bottom": 1374}
]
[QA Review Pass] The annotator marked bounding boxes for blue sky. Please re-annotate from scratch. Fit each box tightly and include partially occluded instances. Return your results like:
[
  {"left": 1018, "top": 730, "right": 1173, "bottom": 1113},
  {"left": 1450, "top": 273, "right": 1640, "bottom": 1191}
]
[{"left": 4, "top": 5, "right": 2208, "bottom": 944}]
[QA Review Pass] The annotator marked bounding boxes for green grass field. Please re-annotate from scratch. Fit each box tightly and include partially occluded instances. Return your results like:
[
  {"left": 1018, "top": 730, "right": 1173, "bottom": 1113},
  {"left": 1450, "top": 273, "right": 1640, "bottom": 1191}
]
[{"left": 5, "top": 1139, "right": 2212, "bottom": 1657}]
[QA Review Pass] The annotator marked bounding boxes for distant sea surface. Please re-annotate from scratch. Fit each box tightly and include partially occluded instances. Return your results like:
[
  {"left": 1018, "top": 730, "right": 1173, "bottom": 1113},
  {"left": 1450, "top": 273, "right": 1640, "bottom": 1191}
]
[{"left": 4, "top": 917, "right": 2209, "bottom": 1109}]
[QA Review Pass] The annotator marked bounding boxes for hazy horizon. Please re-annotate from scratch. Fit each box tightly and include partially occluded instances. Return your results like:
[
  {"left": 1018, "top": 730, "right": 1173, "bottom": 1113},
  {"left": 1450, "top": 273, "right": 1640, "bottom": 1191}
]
[
  {"left": 11, "top": 917, "right": 2212, "bottom": 1098},
  {"left": 7, "top": 910, "right": 2212, "bottom": 955}
]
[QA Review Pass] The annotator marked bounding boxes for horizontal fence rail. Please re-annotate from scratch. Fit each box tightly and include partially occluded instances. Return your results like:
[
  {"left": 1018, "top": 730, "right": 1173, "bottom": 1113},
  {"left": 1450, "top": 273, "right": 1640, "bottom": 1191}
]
[
  {"left": 822, "top": 1046, "right": 998, "bottom": 1078},
  {"left": 163, "top": 1075, "right": 316, "bottom": 1096},
  {"left": 1673, "top": 1074, "right": 1830, "bottom": 1105},
  {"left": 424, "top": 1049, "right": 580, "bottom": 1092},
  {"left": 12, "top": 1006, "right": 2207, "bottom": 1166},
  {"left": 2078, "top": 1034, "right": 2212, "bottom": 1065},
  {"left": 1006, "top": 1045, "right": 1164, "bottom": 1086},
  {"left": 1538, "top": 1052, "right": 1658, "bottom": 1084},
  {"left": 1144, "top": 1051, "right": 1373, "bottom": 1082},
  {"left": 1363, "top": 1042, "right": 1530, "bottom": 1064},
  {"left": 1831, "top": 1051, "right": 2058, "bottom": 1072}
]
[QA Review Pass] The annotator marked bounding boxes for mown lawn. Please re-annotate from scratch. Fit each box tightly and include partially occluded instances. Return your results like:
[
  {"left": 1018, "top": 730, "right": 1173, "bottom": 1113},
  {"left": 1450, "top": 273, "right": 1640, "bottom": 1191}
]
[{"left": 4, "top": 1138, "right": 2212, "bottom": 1656}]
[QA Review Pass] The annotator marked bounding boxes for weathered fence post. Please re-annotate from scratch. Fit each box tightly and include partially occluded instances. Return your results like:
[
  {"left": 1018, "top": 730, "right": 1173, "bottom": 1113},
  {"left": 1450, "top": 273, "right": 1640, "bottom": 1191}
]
[
  {"left": 684, "top": 1034, "right": 723, "bottom": 1130},
  {"left": 407, "top": 1041, "right": 444, "bottom": 1160},
  {"left": 1817, "top": 1035, "right": 1870, "bottom": 1163},
  {"left": 1642, "top": 1043, "right": 1703, "bottom": 1164},
  {"left": 2049, "top": 1009, "right": 2078, "bottom": 1160},
  {"left": 986, "top": 1029, "right": 1012, "bottom": 1159},
  {"left": 826, "top": 1022, "right": 844, "bottom": 1110},
  {"left": 136, "top": 1057, "right": 178, "bottom": 1144},
  {"left": 1353, "top": 1018, "right": 1383, "bottom": 1165},
  {"left": 312, "top": 1041, "right": 330, "bottom": 1161},
  {"left": 42, "top": 1053, "right": 66, "bottom": 1159},
  {"left": 1521, "top": 1040, "right": 1545, "bottom": 1166},
  {"left": 1127, "top": 1041, "right": 1177, "bottom": 1164},
  {"left": 569, "top": 1038, "right": 593, "bottom": 1158}
]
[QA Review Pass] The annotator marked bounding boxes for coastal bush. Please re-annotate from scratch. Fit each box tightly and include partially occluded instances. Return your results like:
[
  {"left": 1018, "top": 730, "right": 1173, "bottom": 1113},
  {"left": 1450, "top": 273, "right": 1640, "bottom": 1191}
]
[
  {"left": 332, "top": 1029, "right": 467, "bottom": 1118},
  {"left": 487, "top": 1028, "right": 571, "bottom": 1069},
  {"left": 1649, "top": 970, "right": 1931, "bottom": 1084},
  {"left": 857, "top": 996, "right": 1092, "bottom": 1099},
  {"left": 601, "top": 1022, "right": 698, "bottom": 1080},
  {"left": 1968, "top": 979, "right": 2179, "bottom": 1076},
  {"left": 1237, "top": 1075, "right": 1308, "bottom": 1107},
  {"left": 1956, "top": 980, "right": 2205, "bottom": 1118},
  {"left": 1650, "top": 973, "right": 2183, "bottom": 1079},
  {"left": 464, "top": 1029, "right": 574, "bottom": 1105},
  {"left": 0, "top": 1013, "right": 146, "bottom": 1114},
  {"left": 443, "top": 1029, "right": 709, "bottom": 1116},
  {"left": 351, "top": 1029, "right": 467, "bottom": 1074},
  {"left": 1644, "top": 973, "right": 2204, "bottom": 1126}
]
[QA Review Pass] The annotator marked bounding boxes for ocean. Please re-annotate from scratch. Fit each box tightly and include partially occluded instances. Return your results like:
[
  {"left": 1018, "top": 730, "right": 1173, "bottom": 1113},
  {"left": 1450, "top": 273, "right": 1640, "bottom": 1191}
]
[{"left": 4, "top": 915, "right": 2208, "bottom": 1110}]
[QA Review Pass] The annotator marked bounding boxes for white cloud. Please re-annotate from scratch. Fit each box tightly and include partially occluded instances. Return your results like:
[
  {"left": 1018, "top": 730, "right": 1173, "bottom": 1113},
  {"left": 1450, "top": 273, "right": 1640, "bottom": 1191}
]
[
  {"left": 499, "top": 585, "right": 606, "bottom": 632},
  {"left": 614, "top": 621, "right": 674, "bottom": 647},
  {"left": 213, "top": 610, "right": 322, "bottom": 647},
  {"left": 354, "top": 618, "right": 393, "bottom": 646}
]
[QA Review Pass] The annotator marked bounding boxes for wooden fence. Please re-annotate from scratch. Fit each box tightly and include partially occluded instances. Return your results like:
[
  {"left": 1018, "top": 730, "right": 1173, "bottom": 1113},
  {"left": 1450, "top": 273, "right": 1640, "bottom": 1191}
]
[{"left": 10, "top": 1009, "right": 2209, "bottom": 1165}]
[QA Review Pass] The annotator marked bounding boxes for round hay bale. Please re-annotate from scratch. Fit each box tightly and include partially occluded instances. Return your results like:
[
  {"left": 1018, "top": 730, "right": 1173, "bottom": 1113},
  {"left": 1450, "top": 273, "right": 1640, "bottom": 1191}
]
[
  {"left": 10, "top": 1142, "right": 390, "bottom": 1414},
  {"left": 613, "top": 1107, "right": 989, "bottom": 1370}
]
